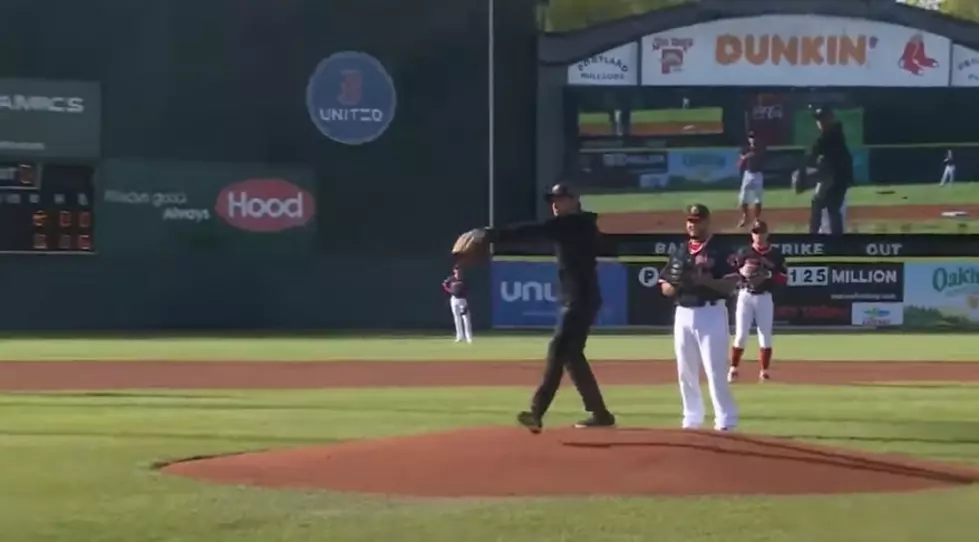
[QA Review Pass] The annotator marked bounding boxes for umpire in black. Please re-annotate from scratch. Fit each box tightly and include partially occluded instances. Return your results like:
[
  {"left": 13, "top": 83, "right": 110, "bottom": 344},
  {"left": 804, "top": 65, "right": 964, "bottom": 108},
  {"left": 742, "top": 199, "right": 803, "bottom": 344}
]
[
  {"left": 801, "top": 106, "right": 853, "bottom": 235},
  {"left": 485, "top": 183, "right": 615, "bottom": 433}
]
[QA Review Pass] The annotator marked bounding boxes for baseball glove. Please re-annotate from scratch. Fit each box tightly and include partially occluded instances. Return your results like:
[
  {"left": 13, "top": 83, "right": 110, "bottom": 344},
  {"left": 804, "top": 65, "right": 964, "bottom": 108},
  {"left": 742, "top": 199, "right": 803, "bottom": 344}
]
[
  {"left": 451, "top": 228, "right": 490, "bottom": 263},
  {"left": 740, "top": 260, "right": 771, "bottom": 289},
  {"left": 660, "top": 253, "right": 695, "bottom": 288}
]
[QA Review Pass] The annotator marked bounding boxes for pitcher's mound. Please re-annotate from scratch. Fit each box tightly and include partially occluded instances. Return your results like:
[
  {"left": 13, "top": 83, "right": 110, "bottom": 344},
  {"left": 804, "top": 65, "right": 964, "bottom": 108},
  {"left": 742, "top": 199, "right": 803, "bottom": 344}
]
[{"left": 163, "top": 427, "right": 979, "bottom": 497}]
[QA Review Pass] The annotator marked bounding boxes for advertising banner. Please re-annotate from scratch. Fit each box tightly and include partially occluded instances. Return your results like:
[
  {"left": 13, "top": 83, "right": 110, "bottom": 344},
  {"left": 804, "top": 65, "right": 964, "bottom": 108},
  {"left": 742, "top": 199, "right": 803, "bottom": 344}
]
[
  {"left": 666, "top": 149, "right": 741, "bottom": 187},
  {"left": 626, "top": 263, "right": 678, "bottom": 325},
  {"left": 575, "top": 150, "right": 667, "bottom": 189},
  {"left": 950, "top": 44, "right": 979, "bottom": 87},
  {"left": 640, "top": 16, "right": 951, "bottom": 87},
  {"left": 98, "top": 159, "right": 316, "bottom": 256},
  {"left": 491, "top": 261, "right": 627, "bottom": 327},
  {"left": 567, "top": 43, "right": 639, "bottom": 86},
  {"left": 0, "top": 78, "right": 101, "bottom": 159},
  {"left": 903, "top": 263, "right": 979, "bottom": 328},
  {"left": 851, "top": 302, "right": 904, "bottom": 327},
  {"left": 785, "top": 262, "right": 903, "bottom": 303},
  {"left": 774, "top": 301, "right": 852, "bottom": 326}
]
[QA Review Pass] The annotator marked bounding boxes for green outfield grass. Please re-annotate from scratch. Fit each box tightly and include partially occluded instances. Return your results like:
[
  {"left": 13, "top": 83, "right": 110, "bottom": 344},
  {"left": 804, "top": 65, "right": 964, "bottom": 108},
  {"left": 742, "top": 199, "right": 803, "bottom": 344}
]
[
  {"left": 757, "top": 218, "right": 979, "bottom": 234},
  {"left": 0, "top": 333, "right": 977, "bottom": 361},
  {"left": 2, "top": 385, "right": 979, "bottom": 542},
  {"left": 582, "top": 183, "right": 979, "bottom": 214}
]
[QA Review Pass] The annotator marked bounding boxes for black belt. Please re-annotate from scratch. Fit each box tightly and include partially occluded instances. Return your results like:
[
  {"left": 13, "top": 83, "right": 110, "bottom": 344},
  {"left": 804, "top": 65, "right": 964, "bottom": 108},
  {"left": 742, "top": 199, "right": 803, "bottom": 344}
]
[
  {"left": 742, "top": 289, "right": 769, "bottom": 295},
  {"left": 678, "top": 299, "right": 724, "bottom": 308}
]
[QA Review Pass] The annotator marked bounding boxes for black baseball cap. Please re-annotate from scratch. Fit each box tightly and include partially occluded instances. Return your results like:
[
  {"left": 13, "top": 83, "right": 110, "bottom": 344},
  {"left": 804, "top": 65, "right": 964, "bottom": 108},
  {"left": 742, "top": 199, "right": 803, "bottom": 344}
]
[
  {"left": 811, "top": 105, "right": 833, "bottom": 120},
  {"left": 544, "top": 183, "right": 577, "bottom": 202},
  {"left": 750, "top": 219, "right": 769, "bottom": 233},
  {"left": 686, "top": 203, "right": 711, "bottom": 221},
  {"left": 747, "top": 130, "right": 756, "bottom": 138}
]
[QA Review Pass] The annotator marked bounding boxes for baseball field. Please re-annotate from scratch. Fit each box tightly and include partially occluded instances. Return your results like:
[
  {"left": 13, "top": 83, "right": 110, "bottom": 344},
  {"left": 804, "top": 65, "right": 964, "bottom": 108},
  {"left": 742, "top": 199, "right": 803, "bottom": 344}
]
[
  {"left": 582, "top": 182, "right": 979, "bottom": 233},
  {"left": 3, "top": 333, "right": 979, "bottom": 542}
]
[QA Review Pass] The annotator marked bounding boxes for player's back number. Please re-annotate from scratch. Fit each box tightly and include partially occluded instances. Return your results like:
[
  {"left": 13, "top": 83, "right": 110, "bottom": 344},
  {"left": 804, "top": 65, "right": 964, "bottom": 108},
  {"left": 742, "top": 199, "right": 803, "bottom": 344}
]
[
  {"left": 788, "top": 266, "right": 828, "bottom": 286},
  {"left": 638, "top": 266, "right": 660, "bottom": 287}
]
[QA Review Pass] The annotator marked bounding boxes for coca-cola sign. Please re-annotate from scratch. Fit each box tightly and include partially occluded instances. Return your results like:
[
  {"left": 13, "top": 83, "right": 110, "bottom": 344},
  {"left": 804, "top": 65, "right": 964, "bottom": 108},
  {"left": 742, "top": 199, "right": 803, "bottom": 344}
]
[{"left": 215, "top": 179, "right": 316, "bottom": 232}]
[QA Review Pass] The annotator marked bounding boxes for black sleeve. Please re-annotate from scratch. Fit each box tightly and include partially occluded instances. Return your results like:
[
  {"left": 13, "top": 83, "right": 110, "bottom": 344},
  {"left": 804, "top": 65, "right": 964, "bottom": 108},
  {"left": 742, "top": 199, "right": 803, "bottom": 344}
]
[
  {"left": 486, "top": 218, "right": 557, "bottom": 244},
  {"left": 712, "top": 246, "right": 737, "bottom": 279}
]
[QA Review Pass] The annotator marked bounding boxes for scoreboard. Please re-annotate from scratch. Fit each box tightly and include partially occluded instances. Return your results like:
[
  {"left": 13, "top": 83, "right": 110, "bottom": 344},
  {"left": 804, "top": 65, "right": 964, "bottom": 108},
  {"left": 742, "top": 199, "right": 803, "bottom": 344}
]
[{"left": 0, "top": 161, "right": 95, "bottom": 254}]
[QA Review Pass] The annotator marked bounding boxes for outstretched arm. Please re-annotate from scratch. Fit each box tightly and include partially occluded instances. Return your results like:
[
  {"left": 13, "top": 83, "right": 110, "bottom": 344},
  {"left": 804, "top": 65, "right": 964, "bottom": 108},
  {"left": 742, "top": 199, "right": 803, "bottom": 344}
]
[{"left": 486, "top": 219, "right": 556, "bottom": 244}]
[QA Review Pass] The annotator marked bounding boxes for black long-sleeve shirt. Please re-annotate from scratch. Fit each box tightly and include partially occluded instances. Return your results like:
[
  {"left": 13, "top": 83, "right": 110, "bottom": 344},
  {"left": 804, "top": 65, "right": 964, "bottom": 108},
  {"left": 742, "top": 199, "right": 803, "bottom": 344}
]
[
  {"left": 486, "top": 212, "right": 602, "bottom": 306},
  {"left": 807, "top": 122, "right": 853, "bottom": 189}
]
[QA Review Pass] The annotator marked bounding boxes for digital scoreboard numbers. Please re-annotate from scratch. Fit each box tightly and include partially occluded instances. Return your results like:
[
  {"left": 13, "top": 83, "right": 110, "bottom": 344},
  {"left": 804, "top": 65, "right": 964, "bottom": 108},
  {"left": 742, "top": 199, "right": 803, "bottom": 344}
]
[{"left": 0, "top": 161, "right": 95, "bottom": 254}]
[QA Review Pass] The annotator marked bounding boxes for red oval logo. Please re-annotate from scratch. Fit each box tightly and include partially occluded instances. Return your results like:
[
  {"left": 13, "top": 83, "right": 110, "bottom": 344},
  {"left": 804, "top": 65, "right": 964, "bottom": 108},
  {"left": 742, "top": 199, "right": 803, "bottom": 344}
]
[{"left": 215, "top": 179, "right": 316, "bottom": 232}]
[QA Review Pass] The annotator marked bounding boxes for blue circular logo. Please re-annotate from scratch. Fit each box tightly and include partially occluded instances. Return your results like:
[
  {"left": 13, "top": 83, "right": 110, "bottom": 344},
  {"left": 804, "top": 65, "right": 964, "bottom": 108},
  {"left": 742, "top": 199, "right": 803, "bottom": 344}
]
[{"left": 305, "top": 51, "right": 396, "bottom": 145}]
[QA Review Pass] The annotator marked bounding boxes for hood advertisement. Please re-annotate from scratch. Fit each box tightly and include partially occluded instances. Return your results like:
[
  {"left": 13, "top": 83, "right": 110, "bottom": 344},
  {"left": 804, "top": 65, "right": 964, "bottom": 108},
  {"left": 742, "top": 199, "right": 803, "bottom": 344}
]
[
  {"left": 567, "top": 43, "right": 638, "bottom": 86},
  {"left": 640, "top": 15, "right": 951, "bottom": 87},
  {"left": 903, "top": 263, "right": 979, "bottom": 328},
  {"left": 0, "top": 78, "right": 101, "bottom": 158},
  {"left": 99, "top": 160, "right": 316, "bottom": 255},
  {"left": 491, "top": 261, "right": 627, "bottom": 327}
]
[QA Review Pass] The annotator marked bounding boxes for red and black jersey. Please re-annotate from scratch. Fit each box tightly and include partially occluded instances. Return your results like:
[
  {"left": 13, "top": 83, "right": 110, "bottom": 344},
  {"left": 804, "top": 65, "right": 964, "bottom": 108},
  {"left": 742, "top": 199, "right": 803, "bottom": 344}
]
[
  {"left": 442, "top": 276, "right": 468, "bottom": 298},
  {"left": 733, "top": 243, "right": 787, "bottom": 294},
  {"left": 663, "top": 236, "right": 738, "bottom": 307},
  {"left": 740, "top": 144, "right": 765, "bottom": 173}
]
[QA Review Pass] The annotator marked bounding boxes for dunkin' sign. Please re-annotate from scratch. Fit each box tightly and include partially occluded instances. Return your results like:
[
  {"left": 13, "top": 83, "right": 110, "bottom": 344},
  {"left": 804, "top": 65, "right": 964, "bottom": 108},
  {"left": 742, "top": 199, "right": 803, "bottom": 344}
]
[{"left": 215, "top": 179, "right": 315, "bottom": 232}]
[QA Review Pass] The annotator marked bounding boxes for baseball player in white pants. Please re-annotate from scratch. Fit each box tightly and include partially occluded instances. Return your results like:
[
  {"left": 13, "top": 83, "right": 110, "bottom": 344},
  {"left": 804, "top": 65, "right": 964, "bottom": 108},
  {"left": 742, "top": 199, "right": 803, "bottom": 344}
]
[
  {"left": 737, "top": 132, "right": 764, "bottom": 228},
  {"left": 940, "top": 150, "right": 955, "bottom": 186},
  {"left": 442, "top": 267, "right": 473, "bottom": 343},
  {"left": 728, "top": 220, "right": 787, "bottom": 382},
  {"left": 659, "top": 204, "right": 740, "bottom": 431}
]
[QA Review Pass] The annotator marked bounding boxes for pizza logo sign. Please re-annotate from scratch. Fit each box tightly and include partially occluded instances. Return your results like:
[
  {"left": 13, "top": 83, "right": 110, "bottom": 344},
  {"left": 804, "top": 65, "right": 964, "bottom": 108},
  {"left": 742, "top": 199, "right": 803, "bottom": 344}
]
[{"left": 651, "top": 36, "right": 694, "bottom": 74}]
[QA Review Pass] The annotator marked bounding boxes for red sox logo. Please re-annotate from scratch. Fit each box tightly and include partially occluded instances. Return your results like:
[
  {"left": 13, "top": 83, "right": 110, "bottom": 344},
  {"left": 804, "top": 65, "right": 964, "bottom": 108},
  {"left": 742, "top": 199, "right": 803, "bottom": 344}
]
[{"left": 898, "top": 33, "right": 939, "bottom": 76}]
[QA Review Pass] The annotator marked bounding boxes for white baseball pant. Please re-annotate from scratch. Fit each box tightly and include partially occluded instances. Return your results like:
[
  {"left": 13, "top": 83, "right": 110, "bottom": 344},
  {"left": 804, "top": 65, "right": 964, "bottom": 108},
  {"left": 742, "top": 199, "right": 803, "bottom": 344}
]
[
  {"left": 733, "top": 290, "right": 774, "bottom": 349},
  {"left": 450, "top": 297, "right": 473, "bottom": 342},
  {"left": 738, "top": 171, "right": 764, "bottom": 205},
  {"left": 673, "top": 302, "right": 738, "bottom": 430},
  {"left": 940, "top": 165, "right": 956, "bottom": 185}
]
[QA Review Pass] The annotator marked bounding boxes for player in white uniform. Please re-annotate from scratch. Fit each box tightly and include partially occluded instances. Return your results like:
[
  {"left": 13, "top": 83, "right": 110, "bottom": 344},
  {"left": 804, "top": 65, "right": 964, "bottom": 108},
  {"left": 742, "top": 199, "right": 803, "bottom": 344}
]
[
  {"left": 940, "top": 150, "right": 955, "bottom": 186},
  {"left": 442, "top": 267, "right": 472, "bottom": 343},
  {"left": 728, "top": 220, "right": 788, "bottom": 382},
  {"left": 737, "top": 131, "right": 764, "bottom": 229},
  {"left": 659, "top": 204, "right": 740, "bottom": 431}
]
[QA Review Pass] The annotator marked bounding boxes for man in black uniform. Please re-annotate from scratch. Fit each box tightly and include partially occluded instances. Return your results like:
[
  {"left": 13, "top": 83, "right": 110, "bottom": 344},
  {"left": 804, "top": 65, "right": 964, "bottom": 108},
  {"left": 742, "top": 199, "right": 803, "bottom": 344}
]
[
  {"left": 485, "top": 183, "right": 615, "bottom": 433},
  {"left": 802, "top": 106, "right": 853, "bottom": 235}
]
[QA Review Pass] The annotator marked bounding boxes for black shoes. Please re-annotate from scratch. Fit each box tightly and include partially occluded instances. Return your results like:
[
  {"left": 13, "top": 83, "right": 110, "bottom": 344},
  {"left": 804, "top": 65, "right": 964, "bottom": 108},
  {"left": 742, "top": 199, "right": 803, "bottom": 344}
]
[
  {"left": 517, "top": 411, "right": 542, "bottom": 434},
  {"left": 517, "top": 411, "right": 617, "bottom": 433},
  {"left": 573, "top": 412, "right": 616, "bottom": 429}
]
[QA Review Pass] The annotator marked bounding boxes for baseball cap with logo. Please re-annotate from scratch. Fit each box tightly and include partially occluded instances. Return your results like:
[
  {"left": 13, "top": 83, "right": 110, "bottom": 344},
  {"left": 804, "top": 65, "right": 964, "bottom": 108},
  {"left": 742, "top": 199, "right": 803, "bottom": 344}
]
[
  {"left": 686, "top": 203, "right": 711, "bottom": 221},
  {"left": 750, "top": 219, "right": 769, "bottom": 233}
]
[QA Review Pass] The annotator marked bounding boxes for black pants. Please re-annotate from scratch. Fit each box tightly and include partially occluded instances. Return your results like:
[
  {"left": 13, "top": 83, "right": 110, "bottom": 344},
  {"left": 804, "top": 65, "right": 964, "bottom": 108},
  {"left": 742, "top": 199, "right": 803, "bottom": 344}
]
[
  {"left": 809, "top": 187, "right": 848, "bottom": 235},
  {"left": 530, "top": 302, "right": 610, "bottom": 417}
]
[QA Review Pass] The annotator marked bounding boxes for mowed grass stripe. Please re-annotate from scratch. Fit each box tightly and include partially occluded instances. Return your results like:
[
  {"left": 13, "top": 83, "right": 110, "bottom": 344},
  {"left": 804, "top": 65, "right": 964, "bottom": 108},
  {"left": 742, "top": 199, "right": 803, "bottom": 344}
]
[{"left": 0, "top": 334, "right": 976, "bottom": 362}]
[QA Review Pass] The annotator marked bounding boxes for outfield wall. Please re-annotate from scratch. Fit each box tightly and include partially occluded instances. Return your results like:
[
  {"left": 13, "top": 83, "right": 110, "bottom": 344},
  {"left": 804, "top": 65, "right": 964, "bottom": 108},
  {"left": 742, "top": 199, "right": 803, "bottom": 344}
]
[
  {"left": 492, "top": 234, "right": 979, "bottom": 330},
  {"left": 0, "top": 0, "right": 537, "bottom": 330}
]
